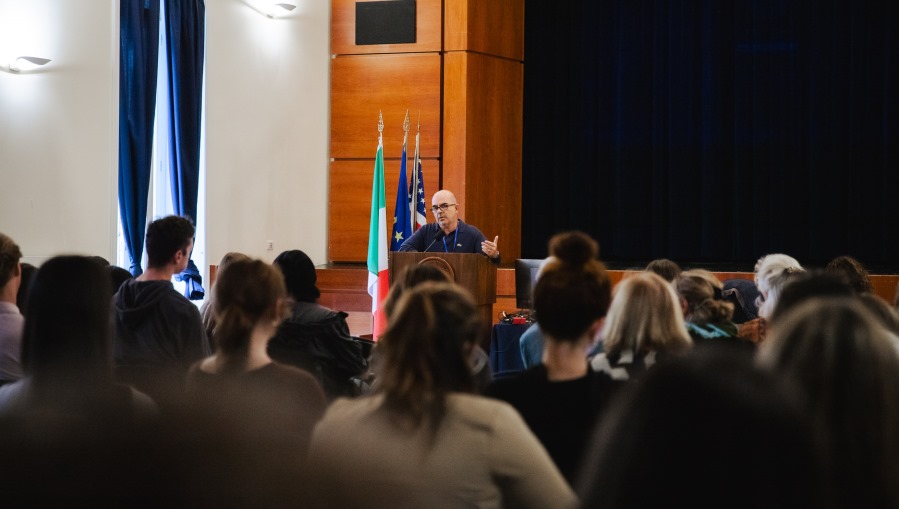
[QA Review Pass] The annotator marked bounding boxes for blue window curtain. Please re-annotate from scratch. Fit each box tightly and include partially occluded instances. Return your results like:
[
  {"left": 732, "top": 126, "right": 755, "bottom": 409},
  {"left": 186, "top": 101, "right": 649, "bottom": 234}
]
[
  {"left": 118, "top": 0, "right": 160, "bottom": 276},
  {"left": 164, "top": 0, "right": 206, "bottom": 299}
]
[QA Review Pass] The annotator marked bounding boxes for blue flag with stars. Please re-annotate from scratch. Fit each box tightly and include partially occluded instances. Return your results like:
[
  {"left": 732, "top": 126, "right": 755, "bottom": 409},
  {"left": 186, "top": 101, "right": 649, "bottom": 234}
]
[
  {"left": 390, "top": 143, "right": 411, "bottom": 251},
  {"left": 410, "top": 124, "right": 426, "bottom": 230}
]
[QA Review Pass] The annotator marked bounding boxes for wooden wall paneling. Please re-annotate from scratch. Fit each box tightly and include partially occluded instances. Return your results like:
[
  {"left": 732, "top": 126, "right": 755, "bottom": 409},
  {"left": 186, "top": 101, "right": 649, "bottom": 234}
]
[
  {"left": 331, "top": 0, "right": 443, "bottom": 55},
  {"left": 329, "top": 158, "right": 441, "bottom": 262},
  {"left": 444, "top": 0, "right": 525, "bottom": 60},
  {"left": 443, "top": 52, "right": 524, "bottom": 262},
  {"left": 330, "top": 53, "right": 442, "bottom": 159}
]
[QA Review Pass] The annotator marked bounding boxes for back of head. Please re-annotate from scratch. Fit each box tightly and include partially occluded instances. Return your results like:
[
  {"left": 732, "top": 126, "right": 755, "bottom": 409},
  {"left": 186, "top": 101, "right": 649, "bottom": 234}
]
[
  {"left": 825, "top": 255, "right": 872, "bottom": 293},
  {"left": 378, "top": 282, "right": 481, "bottom": 431},
  {"left": 534, "top": 231, "right": 611, "bottom": 342},
  {"left": 754, "top": 253, "right": 803, "bottom": 319},
  {"left": 213, "top": 259, "right": 286, "bottom": 371},
  {"left": 15, "top": 263, "right": 37, "bottom": 315},
  {"left": 769, "top": 271, "right": 854, "bottom": 325},
  {"left": 145, "top": 216, "right": 195, "bottom": 268},
  {"left": 675, "top": 269, "right": 734, "bottom": 325},
  {"left": 645, "top": 258, "right": 681, "bottom": 282},
  {"left": 22, "top": 256, "right": 113, "bottom": 385},
  {"left": 273, "top": 250, "right": 320, "bottom": 303},
  {"left": 602, "top": 272, "right": 692, "bottom": 355},
  {"left": 106, "top": 266, "right": 133, "bottom": 294},
  {"left": 383, "top": 263, "right": 452, "bottom": 319},
  {"left": 579, "top": 348, "right": 821, "bottom": 508},
  {"left": 0, "top": 233, "right": 22, "bottom": 289},
  {"left": 758, "top": 298, "right": 899, "bottom": 507}
]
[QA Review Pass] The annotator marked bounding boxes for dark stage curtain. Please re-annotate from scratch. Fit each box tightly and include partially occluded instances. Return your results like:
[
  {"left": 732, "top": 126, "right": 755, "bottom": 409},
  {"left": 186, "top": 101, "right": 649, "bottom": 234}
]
[
  {"left": 118, "top": 0, "right": 160, "bottom": 276},
  {"left": 522, "top": 0, "right": 899, "bottom": 270},
  {"left": 164, "top": 0, "right": 206, "bottom": 299}
]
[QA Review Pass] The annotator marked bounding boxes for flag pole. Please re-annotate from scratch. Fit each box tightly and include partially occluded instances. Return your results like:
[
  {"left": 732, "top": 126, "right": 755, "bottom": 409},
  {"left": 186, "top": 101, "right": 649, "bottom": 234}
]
[{"left": 411, "top": 112, "right": 421, "bottom": 231}]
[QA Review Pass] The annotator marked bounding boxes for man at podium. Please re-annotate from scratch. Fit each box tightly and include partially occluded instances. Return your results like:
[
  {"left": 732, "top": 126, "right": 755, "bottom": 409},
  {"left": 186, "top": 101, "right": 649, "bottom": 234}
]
[{"left": 399, "top": 189, "right": 501, "bottom": 264}]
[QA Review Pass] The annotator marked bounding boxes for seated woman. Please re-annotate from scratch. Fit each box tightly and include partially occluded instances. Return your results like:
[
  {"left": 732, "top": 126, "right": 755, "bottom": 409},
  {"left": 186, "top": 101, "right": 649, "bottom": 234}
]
[
  {"left": 186, "top": 258, "right": 326, "bottom": 457},
  {"left": 675, "top": 269, "right": 751, "bottom": 350},
  {"left": 758, "top": 298, "right": 899, "bottom": 508},
  {"left": 739, "top": 253, "right": 803, "bottom": 343},
  {"left": 590, "top": 272, "right": 692, "bottom": 381},
  {"left": 200, "top": 251, "right": 250, "bottom": 346},
  {"left": 267, "top": 250, "right": 367, "bottom": 400},
  {"left": 308, "top": 283, "right": 575, "bottom": 508},
  {"left": 381, "top": 263, "right": 492, "bottom": 392},
  {"left": 0, "top": 256, "right": 155, "bottom": 425},
  {"left": 487, "top": 231, "right": 619, "bottom": 484}
]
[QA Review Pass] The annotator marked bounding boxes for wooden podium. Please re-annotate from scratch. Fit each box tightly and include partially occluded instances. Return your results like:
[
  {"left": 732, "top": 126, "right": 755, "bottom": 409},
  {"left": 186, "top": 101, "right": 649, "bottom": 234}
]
[{"left": 389, "top": 252, "right": 497, "bottom": 345}]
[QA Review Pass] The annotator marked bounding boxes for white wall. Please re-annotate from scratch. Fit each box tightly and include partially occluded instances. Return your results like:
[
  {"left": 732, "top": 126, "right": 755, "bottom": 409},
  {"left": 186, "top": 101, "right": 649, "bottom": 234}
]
[
  {"left": 205, "top": 0, "right": 330, "bottom": 266},
  {"left": 0, "top": 0, "right": 119, "bottom": 265},
  {"left": 0, "top": 0, "right": 331, "bottom": 270}
]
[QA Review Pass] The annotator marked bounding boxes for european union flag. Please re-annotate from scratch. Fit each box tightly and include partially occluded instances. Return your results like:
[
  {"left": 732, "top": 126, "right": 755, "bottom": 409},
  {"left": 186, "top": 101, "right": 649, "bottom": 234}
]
[{"left": 390, "top": 142, "right": 411, "bottom": 251}]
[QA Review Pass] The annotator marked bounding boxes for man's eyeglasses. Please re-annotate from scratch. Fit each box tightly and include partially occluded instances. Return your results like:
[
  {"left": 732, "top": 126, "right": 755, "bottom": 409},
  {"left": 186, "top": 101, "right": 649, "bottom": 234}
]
[{"left": 430, "top": 203, "right": 457, "bottom": 213}]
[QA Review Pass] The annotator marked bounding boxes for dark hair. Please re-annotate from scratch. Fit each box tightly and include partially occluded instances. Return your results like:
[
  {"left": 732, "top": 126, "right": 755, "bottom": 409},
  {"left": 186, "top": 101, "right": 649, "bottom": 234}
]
[
  {"left": 15, "top": 263, "right": 37, "bottom": 316},
  {"left": 213, "top": 259, "right": 286, "bottom": 373},
  {"left": 383, "top": 264, "right": 452, "bottom": 319},
  {"left": 675, "top": 269, "right": 734, "bottom": 325},
  {"left": 825, "top": 255, "right": 872, "bottom": 293},
  {"left": 22, "top": 256, "right": 115, "bottom": 392},
  {"left": 273, "top": 250, "right": 320, "bottom": 303},
  {"left": 769, "top": 271, "right": 854, "bottom": 325},
  {"left": 759, "top": 298, "right": 899, "bottom": 508},
  {"left": 0, "top": 233, "right": 22, "bottom": 288},
  {"left": 145, "top": 216, "right": 195, "bottom": 269},
  {"left": 107, "top": 266, "right": 133, "bottom": 294},
  {"left": 645, "top": 258, "right": 681, "bottom": 282},
  {"left": 377, "top": 282, "right": 480, "bottom": 435},
  {"left": 580, "top": 347, "right": 822, "bottom": 508},
  {"left": 533, "top": 232, "right": 611, "bottom": 342}
]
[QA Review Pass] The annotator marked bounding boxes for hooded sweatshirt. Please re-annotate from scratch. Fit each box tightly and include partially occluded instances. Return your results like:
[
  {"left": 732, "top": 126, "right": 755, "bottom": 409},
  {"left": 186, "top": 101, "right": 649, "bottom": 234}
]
[{"left": 113, "top": 279, "right": 209, "bottom": 404}]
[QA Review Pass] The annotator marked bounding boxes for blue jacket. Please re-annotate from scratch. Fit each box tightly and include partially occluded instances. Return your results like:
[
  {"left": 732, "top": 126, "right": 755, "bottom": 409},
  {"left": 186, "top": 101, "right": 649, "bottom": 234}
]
[{"left": 399, "top": 220, "right": 500, "bottom": 263}]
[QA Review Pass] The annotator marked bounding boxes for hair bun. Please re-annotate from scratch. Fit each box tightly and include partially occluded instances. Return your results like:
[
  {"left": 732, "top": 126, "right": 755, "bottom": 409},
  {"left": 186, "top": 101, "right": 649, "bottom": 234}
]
[{"left": 549, "top": 231, "right": 599, "bottom": 267}]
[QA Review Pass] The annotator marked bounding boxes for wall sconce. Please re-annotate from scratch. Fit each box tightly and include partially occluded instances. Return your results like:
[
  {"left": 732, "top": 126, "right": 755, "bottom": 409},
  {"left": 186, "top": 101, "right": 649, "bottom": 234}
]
[
  {"left": 266, "top": 2, "right": 296, "bottom": 18},
  {"left": 5, "top": 56, "right": 51, "bottom": 73}
]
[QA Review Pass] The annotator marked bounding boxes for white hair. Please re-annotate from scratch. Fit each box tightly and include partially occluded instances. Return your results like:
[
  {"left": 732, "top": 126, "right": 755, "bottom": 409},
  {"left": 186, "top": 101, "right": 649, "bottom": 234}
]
[{"left": 755, "top": 253, "right": 804, "bottom": 319}]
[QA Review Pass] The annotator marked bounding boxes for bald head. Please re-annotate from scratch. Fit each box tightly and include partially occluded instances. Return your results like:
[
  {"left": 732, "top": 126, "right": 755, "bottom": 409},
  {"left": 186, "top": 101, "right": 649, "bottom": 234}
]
[{"left": 431, "top": 190, "right": 460, "bottom": 234}]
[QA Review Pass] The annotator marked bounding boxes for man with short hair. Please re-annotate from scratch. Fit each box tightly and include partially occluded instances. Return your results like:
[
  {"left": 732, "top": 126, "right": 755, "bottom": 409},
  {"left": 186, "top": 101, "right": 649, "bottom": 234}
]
[
  {"left": 0, "top": 233, "right": 23, "bottom": 386},
  {"left": 399, "top": 189, "right": 501, "bottom": 263},
  {"left": 113, "top": 215, "right": 209, "bottom": 405}
]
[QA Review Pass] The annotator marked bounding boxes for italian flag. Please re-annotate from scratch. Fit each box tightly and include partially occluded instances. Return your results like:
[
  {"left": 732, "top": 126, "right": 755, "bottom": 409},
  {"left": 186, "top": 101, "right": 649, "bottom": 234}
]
[{"left": 367, "top": 139, "right": 389, "bottom": 339}]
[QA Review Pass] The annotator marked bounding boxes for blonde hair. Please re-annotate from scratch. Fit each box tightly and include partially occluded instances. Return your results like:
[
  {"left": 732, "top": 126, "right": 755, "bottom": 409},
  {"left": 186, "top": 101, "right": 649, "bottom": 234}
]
[
  {"left": 755, "top": 254, "right": 803, "bottom": 319},
  {"left": 675, "top": 269, "right": 734, "bottom": 325},
  {"left": 602, "top": 272, "right": 692, "bottom": 356}
]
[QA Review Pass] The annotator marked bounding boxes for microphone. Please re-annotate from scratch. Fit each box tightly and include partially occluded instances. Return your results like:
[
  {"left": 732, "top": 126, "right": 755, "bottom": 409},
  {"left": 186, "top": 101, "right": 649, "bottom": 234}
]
[{"left": 424, "top": 230, "right": 446, "bottom": 252}]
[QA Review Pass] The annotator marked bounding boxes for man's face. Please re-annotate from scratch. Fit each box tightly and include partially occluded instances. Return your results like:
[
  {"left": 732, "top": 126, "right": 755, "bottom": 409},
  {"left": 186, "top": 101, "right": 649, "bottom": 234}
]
[
  {"left": 431, "top": 192, "right": 459, "bottom": 230},
  {"left": 176, "top": 238, "right": 194, "bottom": 272}
]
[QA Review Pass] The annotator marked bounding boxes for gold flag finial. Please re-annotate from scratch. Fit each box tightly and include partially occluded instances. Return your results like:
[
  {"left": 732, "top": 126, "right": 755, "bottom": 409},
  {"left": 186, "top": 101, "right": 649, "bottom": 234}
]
[
  {"left": 417, "top": 111, "right": 421, "bottom": 132},
  {"left": 403, "top": 109, "right": 411, "bottom": 133},
  {"left": 378, "top": 110, "right": 384, "bottom": 134}
]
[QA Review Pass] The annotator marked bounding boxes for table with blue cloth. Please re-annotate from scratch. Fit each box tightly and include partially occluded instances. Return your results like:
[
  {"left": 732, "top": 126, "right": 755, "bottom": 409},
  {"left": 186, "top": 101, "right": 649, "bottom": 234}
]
[{"left": 488, "top": 322, "right": 532, "bottom": 378}]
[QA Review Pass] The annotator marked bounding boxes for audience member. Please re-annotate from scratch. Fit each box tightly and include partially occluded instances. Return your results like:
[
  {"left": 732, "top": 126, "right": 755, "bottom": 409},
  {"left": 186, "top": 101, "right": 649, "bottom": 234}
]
[
  {"left": 768, "top": 271, "right": 853, "bottom": 326},
  {"left": 15, "top": 263, "right": 37, "bottom": 317},
  {"left": 107, "top": 265, "right": 133, "bottom": 294},
  {"left": 825, "top": 254, "right": 873, "bottom": 293},
  {"left": 488, "top": 232, "right": 618, "bottom": 483},
  {"left": 113, "top": 215, "right": 210, "bottom": 407},
  {"left": 187, "top": 258, "right": 326, "bottom": 457},
  {"left": 644, "top": 258, "right": 681, "bottom": 282},
  {"left": 199, "top": 251, "right": 251, "bottom": 345},
  {"left": 309, "top": 283, "right": 575, "bottom": 508},
  {"left": 0, "top": 233, "right": 24, "bottom": 386},
  {"left": 579, "top": 348, "right": 823, "bottom": 508},
  {"left": 738, "top": 253, "right": 803, "bottom": 343},
  {"left": 675, "top": 269, "right": 751, "bottom": 350},
  {"left": 758, "top": 298, "right": 899, "bottom": 509},
  {"left": 267, "top": 250, "right": 368, "bottom": 400},
  {"left": 0, "top": 256, "right": 156, "bottom": 422},
  {"left": 590, "top": 272, "right": 692, "bottom": 381},
  {"left": 518, "top": 256, "right": 557, "bottom": 369},
  {"left": 721, "top": 278, "right": 761, "bottom": 324},
  {"left": 381, "top": 263, "right": 492, "bottom": 392}
]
